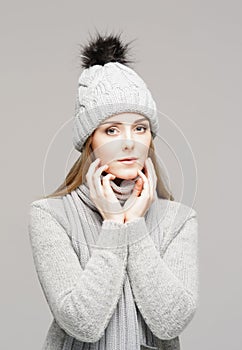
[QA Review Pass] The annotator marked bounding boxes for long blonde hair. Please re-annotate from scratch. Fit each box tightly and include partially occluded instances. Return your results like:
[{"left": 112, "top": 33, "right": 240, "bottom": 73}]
[{"left": 41, "top": 135, "right": 174, "bottom": 201}]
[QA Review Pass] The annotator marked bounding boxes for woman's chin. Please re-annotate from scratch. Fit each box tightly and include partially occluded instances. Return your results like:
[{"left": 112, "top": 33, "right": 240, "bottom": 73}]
[{"left": 111, "top": 168, "right": 139, "bottom": 180}]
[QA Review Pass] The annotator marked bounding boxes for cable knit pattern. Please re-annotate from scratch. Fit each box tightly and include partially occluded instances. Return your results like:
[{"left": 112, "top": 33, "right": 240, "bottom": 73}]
[
  {"left": 28, "top": 178, "right": 199, "bottom": 350},
  {"left": 73, "top": 61, "right": 159, "bottom": 152}
]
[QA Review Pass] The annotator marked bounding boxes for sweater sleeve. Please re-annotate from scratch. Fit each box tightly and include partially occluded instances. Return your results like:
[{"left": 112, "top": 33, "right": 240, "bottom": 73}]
[
  {"left": 28, "top": 202, "right": 128, "bottom": 343},
  {"left": 126, "top": 212, "right": 199, "bottom": 340}
]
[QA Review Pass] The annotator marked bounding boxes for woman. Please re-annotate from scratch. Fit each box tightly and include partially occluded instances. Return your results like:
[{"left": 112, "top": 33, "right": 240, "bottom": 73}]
[{"left": 28, "top": 32, "right": 199, "bottom": 350}]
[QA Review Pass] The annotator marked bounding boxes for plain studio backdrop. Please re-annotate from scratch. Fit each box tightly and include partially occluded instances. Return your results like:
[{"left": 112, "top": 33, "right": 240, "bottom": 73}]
[{"left": 0, "top": 1, "right": 241, "bottom": 349}]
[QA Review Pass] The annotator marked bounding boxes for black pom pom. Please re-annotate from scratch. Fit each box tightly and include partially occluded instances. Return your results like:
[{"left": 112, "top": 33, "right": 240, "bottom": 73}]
[{"left": 79, "top": 30, "right": 136, "bottom": 69}]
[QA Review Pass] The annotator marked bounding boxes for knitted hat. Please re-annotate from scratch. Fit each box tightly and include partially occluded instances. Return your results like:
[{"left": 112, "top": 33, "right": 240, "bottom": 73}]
[{"left": 72, "top": 32, "right": 159, "bottom": 152}]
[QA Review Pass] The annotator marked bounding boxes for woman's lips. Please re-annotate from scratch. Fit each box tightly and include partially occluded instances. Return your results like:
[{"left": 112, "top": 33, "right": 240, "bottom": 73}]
[{"left": 118, "top": 159, "right": 137, "bottom": 165}]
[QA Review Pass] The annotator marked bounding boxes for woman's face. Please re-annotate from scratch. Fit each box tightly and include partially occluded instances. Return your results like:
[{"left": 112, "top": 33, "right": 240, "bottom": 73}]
[{"left": 91, "top": 112, "right": 152, "bottom": 180}]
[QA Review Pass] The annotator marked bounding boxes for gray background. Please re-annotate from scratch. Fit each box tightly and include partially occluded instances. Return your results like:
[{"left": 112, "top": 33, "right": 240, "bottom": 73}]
[{"left": 1, "top": 0, "right": 241, "bottom": 349}]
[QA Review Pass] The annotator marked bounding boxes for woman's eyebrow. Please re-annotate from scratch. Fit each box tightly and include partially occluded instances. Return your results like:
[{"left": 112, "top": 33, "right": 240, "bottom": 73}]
[{"left": 100, "top": 118, "right": 148, "bottom": 125}]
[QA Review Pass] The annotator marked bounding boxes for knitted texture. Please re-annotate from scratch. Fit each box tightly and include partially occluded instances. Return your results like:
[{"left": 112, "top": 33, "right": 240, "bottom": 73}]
[
  {"left": 28, "top": 179, "right": 199, "bottom": 350},
  {"left": 72, "top": 62, "right": 159, "bottom": 152}
]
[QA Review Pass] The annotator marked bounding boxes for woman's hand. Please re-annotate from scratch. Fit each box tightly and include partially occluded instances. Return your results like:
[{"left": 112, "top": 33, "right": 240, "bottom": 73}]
[
  {"left": 123, "top": 157, "right": 157, "bottom": 223},
  {"left": 85, "top": 158, "right": 125, "bottom": 223}
]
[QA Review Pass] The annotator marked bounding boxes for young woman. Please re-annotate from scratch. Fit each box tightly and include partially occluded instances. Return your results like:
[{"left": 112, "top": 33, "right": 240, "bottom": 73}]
[{"left": 28, "top": 32, "right": 199, "bottom": 350}]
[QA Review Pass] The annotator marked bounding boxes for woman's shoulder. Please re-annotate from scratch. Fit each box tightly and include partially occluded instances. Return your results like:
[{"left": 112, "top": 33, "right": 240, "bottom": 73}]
[
  {"left": 156, "top": 197, "right": 197, "bottom": 234},
  {"left": 30, "top": 196, "right": 64, "bottom": 213},
  {"left": 29, "top": 196, "right": 70, "bottom": 233}
]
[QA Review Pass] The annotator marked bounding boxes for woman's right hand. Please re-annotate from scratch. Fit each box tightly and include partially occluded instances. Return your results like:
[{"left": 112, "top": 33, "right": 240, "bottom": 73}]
[{"left": 85, "top": 158, "right": 125, "bottom": 223}]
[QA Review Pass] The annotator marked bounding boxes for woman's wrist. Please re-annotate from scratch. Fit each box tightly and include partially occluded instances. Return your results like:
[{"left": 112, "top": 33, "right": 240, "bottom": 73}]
[
  {"left": 124, "top": 216, "right": 142, "bottom": 223},
  {"left": 102, "top": 212, "right": 125, "bottom": 224},
  {"left": 103, "top": 216, "right": 124, "bottom": 224},
  {"left": 105, "top": 219, "right": 124, "bottom": 224}
]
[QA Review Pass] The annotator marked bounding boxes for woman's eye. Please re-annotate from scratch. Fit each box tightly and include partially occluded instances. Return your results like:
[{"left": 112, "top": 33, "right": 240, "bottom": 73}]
[
  {"left": 136, "top": 125, "right": 147, "bottom": 132},
  {"left": 105, "top": 127, "right": 118, "bottom": 135}
]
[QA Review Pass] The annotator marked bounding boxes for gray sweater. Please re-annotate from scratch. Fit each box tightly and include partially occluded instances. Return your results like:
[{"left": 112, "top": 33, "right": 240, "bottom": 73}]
[{"left": 28, "top": 194, "right": 199, "bottom": 350}]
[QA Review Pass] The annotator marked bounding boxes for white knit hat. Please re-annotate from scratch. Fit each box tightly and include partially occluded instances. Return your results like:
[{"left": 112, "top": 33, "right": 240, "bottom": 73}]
[{"left": 72, "top": 32, "right": 159, "bottom": 152}]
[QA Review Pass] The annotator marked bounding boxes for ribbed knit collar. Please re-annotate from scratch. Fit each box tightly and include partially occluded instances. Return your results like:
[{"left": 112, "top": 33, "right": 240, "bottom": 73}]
[{"left": 76, "top": 174, "right": 140, "bottom": 212}]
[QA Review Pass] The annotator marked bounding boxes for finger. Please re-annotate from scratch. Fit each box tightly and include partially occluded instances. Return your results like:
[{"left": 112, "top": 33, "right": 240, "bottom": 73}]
[
  {"left": 102, "top": 173, "right": 116, "bottom": 199},
  {"left": 86, "top": 158, "right": 101, "bottom": 196},
  {"left": 143, "top": 158, "right": 149, "bottom": 178},
  {"left": 86, "top": 158, "right": 101, "bottom": 187},
  {"left": 147, "top": 158, "right": 157, "bottom": 199},
  {"left": 144, "top": 158, "right": 153, "bottom": 198},
  {"left": 122, "top": 177, "right": 143, "bottom": 212},
  {"left": 137, "top": 169, "right": 149, "bottom": 196},
  {"left": 127, "top": 177, "right": 143, "bottom": 199},
  {"left": 93, "top": 163, "right": 109, "bottom": 198},
  {"left": 134, "top": 178, "right": 143, "bottom": 196},
  {"left": 102, "top": 174, "right": 123, "bottom": 215},
  {"left": 86, "top": 158, "right": 100, "bottom": 180},
  {"left": 148, "top": 157, "right": 157, "bottom": 197}
]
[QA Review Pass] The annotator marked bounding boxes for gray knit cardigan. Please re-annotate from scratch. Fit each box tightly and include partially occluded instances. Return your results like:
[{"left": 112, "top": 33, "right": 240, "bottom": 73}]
[{"left": 28, "top": 185, "right": 199, "bottom": 350}]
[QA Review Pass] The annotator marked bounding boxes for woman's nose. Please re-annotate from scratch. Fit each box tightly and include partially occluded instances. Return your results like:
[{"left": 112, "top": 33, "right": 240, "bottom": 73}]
[
  {"left": 121, "top": 131, "right": 135, "bottom": 149},
  {"left": 122, "top": 138, "right": 134, "bottom": 150}
]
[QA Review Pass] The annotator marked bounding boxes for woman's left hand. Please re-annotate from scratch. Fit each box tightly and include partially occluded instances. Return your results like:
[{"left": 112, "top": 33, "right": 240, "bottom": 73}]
[{"left": 123, "top": 157, "right": 157, "bottom": 223}]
